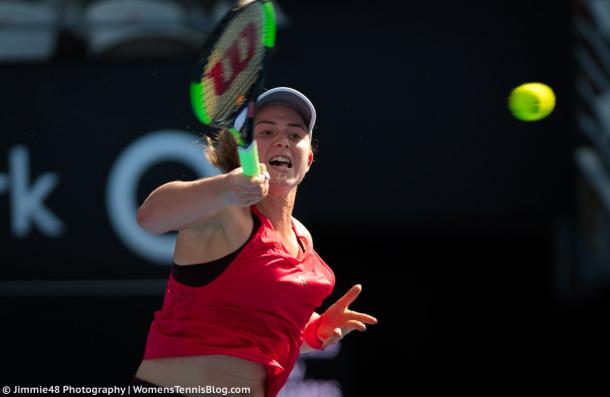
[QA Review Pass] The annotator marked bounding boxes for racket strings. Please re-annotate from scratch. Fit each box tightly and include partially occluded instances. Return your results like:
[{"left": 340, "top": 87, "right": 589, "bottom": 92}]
[
  {"left": 201, "top": 5, "right": 266, "bottom": 125},
  {"left": 218, "top": 62, "right": 262, "bottom": 124}
]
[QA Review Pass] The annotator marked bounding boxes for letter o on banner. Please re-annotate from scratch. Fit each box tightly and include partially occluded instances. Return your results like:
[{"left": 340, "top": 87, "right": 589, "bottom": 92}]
[{"left": 106, "top": 130, "right": 219, "bottom": 265}]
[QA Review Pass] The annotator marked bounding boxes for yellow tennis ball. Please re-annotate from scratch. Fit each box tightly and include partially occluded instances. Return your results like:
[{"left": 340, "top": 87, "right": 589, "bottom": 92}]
[{"left": 508, "top": 82, "right": 556, "bottom": 121}]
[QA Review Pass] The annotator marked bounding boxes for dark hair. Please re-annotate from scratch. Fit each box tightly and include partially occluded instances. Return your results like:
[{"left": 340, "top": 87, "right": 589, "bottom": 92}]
[{"left": 204, "top": 129, "right": 240, "bottom": 173}]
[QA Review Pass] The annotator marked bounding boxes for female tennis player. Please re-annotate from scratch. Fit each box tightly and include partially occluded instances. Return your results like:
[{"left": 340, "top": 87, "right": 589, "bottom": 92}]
[{"left": 133, "top": 87, "right": 378, "bottom": 397}]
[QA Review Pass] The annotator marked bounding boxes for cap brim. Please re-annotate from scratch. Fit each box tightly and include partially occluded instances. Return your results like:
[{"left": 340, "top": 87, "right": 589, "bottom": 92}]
[
  {"left": 256, "top": 87, "right": 316, "bottom": 133},
  {"left": 233, "top": 87, "right": 317, "bottom": 134}
]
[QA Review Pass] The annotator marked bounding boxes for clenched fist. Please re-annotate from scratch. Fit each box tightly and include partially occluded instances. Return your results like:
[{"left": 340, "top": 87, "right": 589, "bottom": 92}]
[{"left": 224, "top": 164, "right": 270, "bottom": 207}]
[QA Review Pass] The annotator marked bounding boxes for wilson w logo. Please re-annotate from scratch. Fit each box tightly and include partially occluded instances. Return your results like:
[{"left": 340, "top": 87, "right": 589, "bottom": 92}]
[{"left": 209, "top": 23, "right": 258, "bottom": 96}]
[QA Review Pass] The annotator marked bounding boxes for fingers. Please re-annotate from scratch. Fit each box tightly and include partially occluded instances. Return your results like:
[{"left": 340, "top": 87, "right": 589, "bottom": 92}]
[
  {"left": 321, "top": 324, "right": 364, "bottom": 349},
  {"left": 322, "top": 334, "right": 341, "bottom": 349},
  {"left": 259, "top": 163, "right": 270, "bottom": 179},
  {"left": 241, "top": 167, "right": 270, "bottom": 189},
  {"left": 347, "top": 310, "right": 378, "bottom": 325},
  {"left": 334, "top": 284, "right": 362, "bottom": 309},
  {"left": 344, "top": 320, "right": 367, "bottom": 332}
]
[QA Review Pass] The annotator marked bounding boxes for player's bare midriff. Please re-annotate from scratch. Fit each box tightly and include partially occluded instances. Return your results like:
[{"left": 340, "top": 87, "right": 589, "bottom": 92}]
[{"left": 136, "top": 354, "right": 266, "bottom": 397}]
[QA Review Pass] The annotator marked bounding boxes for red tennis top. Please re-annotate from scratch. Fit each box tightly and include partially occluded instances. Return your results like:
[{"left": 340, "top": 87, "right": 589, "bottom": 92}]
[{"left": 143, "top": 205, "right": 335, "bottom": 397}]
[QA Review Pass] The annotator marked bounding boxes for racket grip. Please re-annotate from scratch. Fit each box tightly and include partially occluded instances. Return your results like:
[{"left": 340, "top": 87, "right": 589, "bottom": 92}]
[{"left": 238, "top": 141, "right": 261, "bottom": 177}]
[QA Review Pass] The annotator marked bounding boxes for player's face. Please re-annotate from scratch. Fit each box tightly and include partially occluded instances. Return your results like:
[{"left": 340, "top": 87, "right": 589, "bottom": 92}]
[{"left": 254, "top": 104, "right": 313, "bottom": 189}]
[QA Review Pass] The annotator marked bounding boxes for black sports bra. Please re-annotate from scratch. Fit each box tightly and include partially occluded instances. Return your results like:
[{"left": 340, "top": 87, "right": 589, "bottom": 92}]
[{"left": 171, "top": 211, "right": 305, "bottom": 287}]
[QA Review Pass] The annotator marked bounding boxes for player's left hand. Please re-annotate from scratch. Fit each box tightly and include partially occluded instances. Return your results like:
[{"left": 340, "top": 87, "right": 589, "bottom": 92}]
[{"left": 317, "top": 284, "right": 378, "bottom": 348}]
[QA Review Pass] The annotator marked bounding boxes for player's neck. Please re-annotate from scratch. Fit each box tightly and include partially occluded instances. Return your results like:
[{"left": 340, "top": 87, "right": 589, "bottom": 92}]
[{"left": 258, "top": 189, "right": 297, "bottom": 233}]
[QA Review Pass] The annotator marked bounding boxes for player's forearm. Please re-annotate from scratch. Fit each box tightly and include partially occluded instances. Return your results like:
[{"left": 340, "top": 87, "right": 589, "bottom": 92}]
[{"left": 136, "top": 174, "right": 230, "bottom": 234}]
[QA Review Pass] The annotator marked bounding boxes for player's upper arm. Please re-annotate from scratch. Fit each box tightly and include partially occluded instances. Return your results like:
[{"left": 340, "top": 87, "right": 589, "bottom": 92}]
[{"left": 184, "top": 204, "right": 248, "bottom": 234}]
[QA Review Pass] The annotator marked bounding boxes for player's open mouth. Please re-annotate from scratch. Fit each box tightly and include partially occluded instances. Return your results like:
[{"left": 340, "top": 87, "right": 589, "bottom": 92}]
[{"left": 268, "top": 155, "right": 292, "bottom": 169}]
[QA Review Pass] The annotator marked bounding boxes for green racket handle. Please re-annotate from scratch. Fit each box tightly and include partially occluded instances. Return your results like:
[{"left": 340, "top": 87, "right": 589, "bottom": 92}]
[{"left": 238, "top": 140, "right": 260, "bottom": 177}]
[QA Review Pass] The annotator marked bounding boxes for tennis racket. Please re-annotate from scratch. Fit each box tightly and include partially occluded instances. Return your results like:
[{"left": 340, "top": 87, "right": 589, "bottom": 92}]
[{"left": 190, "top": 0, "right": 276, "bottom": 177}]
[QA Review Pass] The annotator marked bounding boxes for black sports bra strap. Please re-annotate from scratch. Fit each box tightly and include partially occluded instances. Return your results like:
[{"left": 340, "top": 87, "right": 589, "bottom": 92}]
[{"left": 297, "top": 235, "right": 305, "bottom": 253}]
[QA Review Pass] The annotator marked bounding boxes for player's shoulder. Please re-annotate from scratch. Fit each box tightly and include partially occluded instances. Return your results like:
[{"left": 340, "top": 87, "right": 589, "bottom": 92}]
[{"left": 291, "top": 216, "right": 313, "bottom": 246}]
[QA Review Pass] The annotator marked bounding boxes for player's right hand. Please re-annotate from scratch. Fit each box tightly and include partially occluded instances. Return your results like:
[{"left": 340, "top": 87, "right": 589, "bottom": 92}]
[{"left": 224, "top": 164, "right": 270, "bottom": 207}]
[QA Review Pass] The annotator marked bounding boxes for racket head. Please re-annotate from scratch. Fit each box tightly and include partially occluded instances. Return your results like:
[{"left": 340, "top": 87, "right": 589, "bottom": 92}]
[{"left": 190, "top": 0, "right": 276, "bottom": 146}]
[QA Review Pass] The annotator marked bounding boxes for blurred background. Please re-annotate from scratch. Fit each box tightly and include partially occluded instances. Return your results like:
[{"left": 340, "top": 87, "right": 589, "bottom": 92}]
[{"left": 1, "top": 0, "right": 608, "bottom": 394}]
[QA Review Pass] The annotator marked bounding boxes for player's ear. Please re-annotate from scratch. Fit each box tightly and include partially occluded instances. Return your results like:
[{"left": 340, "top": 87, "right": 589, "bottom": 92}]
[{"left": 307, "top": 149, "right": 314, "bottom": 168}]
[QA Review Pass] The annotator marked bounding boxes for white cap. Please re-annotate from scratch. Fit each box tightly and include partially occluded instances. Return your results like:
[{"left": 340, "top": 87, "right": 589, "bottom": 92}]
[{"left": 234, "top": 87, "right": 316, "bottom": 134}]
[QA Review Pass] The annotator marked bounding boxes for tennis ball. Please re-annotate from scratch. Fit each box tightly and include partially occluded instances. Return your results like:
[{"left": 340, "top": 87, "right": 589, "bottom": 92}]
[{"left": 508, "top": 82, "right": 556, "bottom": 121}]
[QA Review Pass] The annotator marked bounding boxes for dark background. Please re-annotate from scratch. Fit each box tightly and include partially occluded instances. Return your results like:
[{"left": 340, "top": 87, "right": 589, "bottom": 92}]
[{"left": 2, "top": 0, "right": 608, "bottom": 394}]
